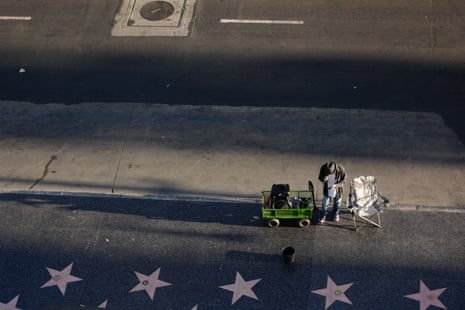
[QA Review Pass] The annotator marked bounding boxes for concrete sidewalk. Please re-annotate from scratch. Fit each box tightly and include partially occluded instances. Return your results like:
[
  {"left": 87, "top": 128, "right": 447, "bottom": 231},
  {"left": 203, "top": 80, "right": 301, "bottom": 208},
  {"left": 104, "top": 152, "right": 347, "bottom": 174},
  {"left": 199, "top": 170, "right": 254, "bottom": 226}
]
[{"left": 0, "top": 101, "right": 464, "bottom": 209}]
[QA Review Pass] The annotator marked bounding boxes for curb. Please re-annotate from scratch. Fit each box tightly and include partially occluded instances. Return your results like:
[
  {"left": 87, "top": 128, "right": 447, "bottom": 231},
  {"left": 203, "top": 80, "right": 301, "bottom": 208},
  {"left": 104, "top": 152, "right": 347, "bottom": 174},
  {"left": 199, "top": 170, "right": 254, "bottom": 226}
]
[{"left": 2, "top": 190, "right": 464, "bottom": 213}]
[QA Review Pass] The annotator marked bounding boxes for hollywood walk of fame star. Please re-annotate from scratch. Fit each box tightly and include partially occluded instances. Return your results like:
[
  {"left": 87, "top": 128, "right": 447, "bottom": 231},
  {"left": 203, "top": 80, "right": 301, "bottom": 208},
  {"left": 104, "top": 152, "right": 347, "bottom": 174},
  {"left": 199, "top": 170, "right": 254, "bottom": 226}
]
[
  {"left": 219, "top": 271, "right": 261, "bottom": 305},
  {"left": 41, "top": 263, "right": 83, "bottom": 296},
  {"left": 311, "top": 275, "right": 353, "bottom": 309},
  {"left": 98, "top": 299, "right": 108, "bottom": 309},
  {"left": 0, "top": 295, "right": 21, "bottom": 310},
  {"left": 404, "top": 280, "right": 447, "bottom": 310},
  {"left": 129, "top": 267, "right": 172, "bottom": 301}
]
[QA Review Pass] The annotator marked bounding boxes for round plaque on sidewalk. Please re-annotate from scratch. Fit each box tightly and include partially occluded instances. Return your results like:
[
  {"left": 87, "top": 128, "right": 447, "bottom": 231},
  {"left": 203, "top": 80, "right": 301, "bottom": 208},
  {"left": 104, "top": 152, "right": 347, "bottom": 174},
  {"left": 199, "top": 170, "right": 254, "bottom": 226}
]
[{"left": 140, "top": 1, "right": 175, "bottom": 21}]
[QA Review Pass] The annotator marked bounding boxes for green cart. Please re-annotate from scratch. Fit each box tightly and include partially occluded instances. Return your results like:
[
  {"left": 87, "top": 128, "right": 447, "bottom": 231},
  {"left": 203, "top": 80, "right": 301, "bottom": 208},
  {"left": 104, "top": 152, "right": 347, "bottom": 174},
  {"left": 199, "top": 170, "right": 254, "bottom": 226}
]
[{"left": 261, "top": 182, "right": 316, "bottom": 228}]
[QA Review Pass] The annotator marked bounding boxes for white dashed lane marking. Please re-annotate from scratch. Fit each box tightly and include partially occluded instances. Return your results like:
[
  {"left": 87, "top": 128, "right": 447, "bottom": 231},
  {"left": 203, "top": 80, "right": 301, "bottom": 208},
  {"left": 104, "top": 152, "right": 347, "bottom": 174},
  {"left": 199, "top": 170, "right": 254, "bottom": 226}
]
[
  {"left": 220, "top": 19, "right": 303, "bottom": 25},
  {"left": 0, "top": 16, "right": 32, "bottom": 21}
]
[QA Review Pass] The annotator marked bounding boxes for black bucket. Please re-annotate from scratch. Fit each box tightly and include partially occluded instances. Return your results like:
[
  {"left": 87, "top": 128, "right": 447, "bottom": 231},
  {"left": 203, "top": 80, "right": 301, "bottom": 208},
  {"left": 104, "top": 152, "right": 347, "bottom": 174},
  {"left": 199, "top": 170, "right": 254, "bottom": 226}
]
[{"left": 282, "top": 246, "right": 295, "bottom": 264}]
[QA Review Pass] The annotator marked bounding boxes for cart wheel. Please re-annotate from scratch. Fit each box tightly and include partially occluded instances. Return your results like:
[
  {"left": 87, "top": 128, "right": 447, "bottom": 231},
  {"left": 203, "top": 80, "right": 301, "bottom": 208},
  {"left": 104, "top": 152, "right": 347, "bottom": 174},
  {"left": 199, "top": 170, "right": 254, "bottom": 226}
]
[
  {"left": 298, "top": 219, "right": 311, "bottom": 228},
  {"left": 272, "top": 200, "right": 290, "bottom": 209},
  {"left": 268, "top": 218, "right": 280, "bottom": 228}
]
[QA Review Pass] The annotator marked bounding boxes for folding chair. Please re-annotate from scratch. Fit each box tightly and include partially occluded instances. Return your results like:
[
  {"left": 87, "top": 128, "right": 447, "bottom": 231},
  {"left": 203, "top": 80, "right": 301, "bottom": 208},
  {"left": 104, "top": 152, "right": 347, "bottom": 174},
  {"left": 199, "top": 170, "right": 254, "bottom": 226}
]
[{"left": 347, "top": 176, "right": 389, "bottom": 230}]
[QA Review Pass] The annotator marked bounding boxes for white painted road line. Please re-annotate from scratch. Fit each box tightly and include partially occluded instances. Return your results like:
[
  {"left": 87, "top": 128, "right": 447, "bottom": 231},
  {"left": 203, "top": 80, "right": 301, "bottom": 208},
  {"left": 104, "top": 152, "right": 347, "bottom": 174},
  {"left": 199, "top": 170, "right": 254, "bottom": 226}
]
[
  {"left": 220, "top": 19, "right": 303, "bottom": 25},
  {"left": 0, "top": 16, "right": 32, "bottom": 21}
]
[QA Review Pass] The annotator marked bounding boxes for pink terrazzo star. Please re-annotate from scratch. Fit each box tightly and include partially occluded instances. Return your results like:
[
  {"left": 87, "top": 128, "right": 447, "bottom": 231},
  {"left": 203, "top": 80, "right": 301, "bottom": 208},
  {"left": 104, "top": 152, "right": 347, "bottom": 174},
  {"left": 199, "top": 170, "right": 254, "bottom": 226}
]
[
  {"left": 404, "top": 280, "right": 447, "bottom": 310},
  {"left": 41, "top": 263, "right": 83, "bottom": 296},
  {"left": 0, "top": 295, "right": 21, "bottom": 310},
  {"left": 98, "top": 299, "right": 108, "bottom": 308},
  {"left": 219, "top": 271, "right": 261, "bottom": 305},
  {"left": 311, "top": 275, "right": 353, "bottom": 309},
  {"left": 129, "top": 267, "right": 172, "bottom": 301}
]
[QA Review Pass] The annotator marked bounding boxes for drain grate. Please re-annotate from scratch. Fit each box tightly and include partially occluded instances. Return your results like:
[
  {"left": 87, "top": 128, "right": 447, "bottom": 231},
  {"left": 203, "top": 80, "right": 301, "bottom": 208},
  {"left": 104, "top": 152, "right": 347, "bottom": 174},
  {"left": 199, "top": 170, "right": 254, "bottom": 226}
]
[{"left": 140, "top": 1, "right": 175, "bottom": 21}]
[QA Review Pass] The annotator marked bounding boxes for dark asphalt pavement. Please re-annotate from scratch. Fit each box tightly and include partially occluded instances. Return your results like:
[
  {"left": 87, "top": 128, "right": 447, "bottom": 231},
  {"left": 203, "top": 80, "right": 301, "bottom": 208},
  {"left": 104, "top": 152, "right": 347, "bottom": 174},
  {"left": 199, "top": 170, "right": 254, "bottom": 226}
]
[{"left": 1, "top": 193, "right": 464, "bottom": 309}]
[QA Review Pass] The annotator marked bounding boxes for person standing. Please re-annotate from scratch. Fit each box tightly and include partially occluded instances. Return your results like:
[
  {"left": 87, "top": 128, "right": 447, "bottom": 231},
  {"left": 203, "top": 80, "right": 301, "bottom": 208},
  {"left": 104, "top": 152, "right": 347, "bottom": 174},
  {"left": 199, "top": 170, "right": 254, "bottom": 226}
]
[{"left": 318, "top": 161, "right": 346, "bottom": 223}]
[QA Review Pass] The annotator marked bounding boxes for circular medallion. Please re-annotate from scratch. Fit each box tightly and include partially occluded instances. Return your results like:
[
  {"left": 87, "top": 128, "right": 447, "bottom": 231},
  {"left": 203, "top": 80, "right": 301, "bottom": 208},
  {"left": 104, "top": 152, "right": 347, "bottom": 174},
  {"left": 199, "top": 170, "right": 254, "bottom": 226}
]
[{"left": 140, "top": 1, "right": 175, "bottom": 21}]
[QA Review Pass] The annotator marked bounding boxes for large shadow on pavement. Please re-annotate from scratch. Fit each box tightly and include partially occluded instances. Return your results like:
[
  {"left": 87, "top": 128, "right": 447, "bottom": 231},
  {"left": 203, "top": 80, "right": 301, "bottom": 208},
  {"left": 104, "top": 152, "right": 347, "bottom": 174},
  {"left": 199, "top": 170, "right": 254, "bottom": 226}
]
[{"left": 0, "top": 192, "right": 263, "bottom": 228}]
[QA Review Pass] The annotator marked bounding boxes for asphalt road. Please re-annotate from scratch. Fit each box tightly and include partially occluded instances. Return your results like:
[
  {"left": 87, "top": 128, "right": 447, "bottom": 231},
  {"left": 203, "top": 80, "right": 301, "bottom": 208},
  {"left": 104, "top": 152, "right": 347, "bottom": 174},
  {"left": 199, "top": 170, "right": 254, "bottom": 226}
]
[
  {"left": 0, "top": 193, "right": 464, "bottom": 309},
  {"left": 1, "top": 0, "right": 465, "bottom": 141}
]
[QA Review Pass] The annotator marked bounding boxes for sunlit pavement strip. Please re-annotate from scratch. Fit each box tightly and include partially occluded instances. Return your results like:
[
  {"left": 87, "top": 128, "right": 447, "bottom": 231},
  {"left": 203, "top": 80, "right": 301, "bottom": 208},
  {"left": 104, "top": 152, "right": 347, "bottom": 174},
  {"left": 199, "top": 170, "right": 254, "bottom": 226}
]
[
  {"left": 220, "top": 19, "right": 304, "bottom": 25},
  {"left": 0, "top": 102, "right": 464, "bottom": 210}
]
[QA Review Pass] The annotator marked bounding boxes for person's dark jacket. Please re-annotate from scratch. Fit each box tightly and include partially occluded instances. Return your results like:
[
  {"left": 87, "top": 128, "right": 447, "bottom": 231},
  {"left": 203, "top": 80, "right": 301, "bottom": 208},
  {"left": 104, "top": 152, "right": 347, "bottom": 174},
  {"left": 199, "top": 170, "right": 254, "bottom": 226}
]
[{"left": 318, "top": 162, "right": 346, "bottom": 197}]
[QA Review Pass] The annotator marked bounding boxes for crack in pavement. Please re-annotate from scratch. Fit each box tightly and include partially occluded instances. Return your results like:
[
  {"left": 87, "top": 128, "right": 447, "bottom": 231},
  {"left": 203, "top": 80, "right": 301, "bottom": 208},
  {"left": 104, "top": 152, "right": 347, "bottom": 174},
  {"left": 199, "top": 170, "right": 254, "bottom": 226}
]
[{"left": 29, "top": 155, "right": 57, "bottom": 190}]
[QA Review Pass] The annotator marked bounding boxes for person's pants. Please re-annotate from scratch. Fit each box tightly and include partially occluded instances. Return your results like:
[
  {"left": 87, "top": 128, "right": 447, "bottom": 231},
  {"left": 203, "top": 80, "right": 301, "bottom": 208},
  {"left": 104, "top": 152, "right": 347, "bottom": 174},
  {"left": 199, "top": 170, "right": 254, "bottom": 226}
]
[{"left": 320, "top": 195, "right": 342, "bottom": 220}]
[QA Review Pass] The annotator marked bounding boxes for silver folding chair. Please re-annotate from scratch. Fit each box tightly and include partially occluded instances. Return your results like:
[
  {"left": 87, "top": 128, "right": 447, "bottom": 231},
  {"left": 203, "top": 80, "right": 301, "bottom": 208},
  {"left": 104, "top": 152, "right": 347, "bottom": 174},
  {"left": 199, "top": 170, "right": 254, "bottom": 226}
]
[{"left": 347, "top": 176, "right": 389, "bottom": 230}]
